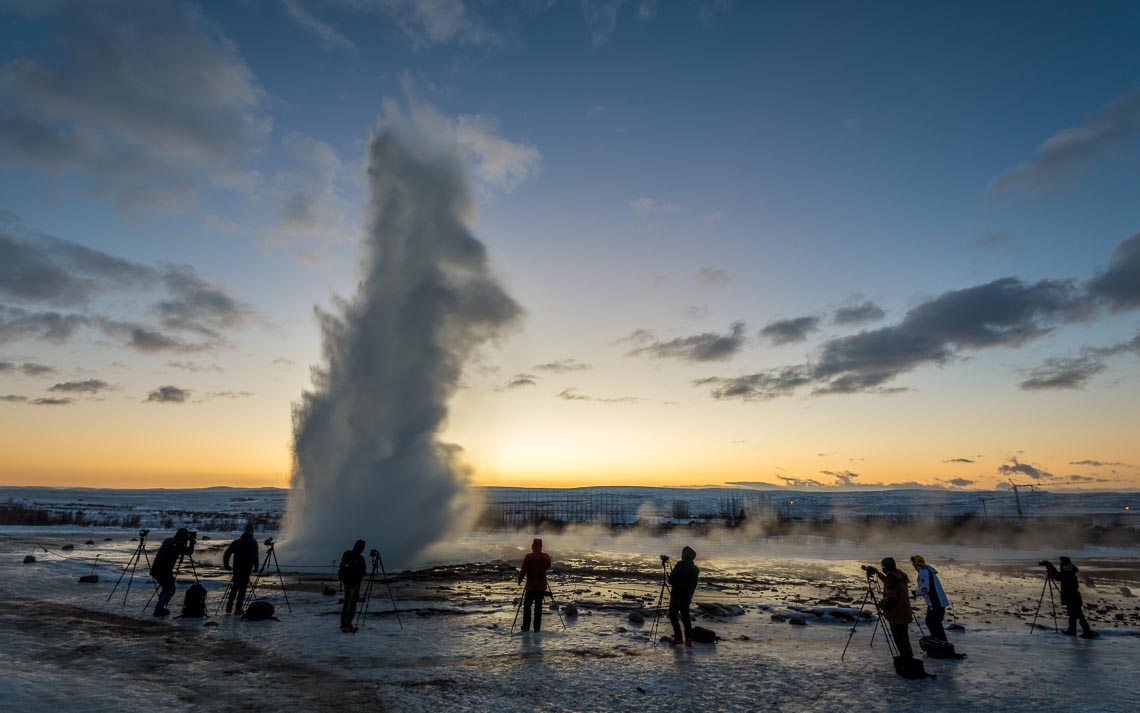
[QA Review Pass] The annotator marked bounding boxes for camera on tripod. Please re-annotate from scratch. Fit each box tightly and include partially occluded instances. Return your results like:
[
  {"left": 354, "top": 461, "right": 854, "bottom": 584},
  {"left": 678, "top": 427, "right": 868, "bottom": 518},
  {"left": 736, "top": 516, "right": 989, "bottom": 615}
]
[
  {"left": 660, "top": 554, "right": 669, "bottom": 563},
  {"left": 188, "top": 530, "right": 198, "bottom": 541},
  {"left": 370, "top": 549, "right": 380, "bottom": 558},
  {"left": 264, "top": 537, "right": 275, "bottom": 547},
  {"left": 860, "top": 565, "right": 876, "bottom": 576},
  {"left": 139, "top": 528, "right": 150, "bottom": 538},
  {"left": 1038, "top": 560, "right": 1051, "bottom": 567}
]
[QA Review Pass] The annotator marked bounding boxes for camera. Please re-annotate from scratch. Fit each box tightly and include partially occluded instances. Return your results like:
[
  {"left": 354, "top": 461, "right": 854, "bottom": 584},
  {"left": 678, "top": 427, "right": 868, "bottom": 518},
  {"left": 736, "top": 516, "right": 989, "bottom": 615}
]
[
  {"left": 1038, "top": 560, "right": 1051, "bottom": 567},
  {"left": 860, "top": 565, "right": 876, "bottom": 575},
  {"left": 370, "top": 549, "right": 380, "bottom": 558},
  {"left": 264, "top": 537, "right": 275, "bottom": 546},
  {"left": 139, "top": 528, "right": 150, "bottom": 538},
  {"left": 188, "top": 531, "right": 198, "bottom": 541},
  {"left": 660, "top": 554, "right": 670, "bottom": 563}
]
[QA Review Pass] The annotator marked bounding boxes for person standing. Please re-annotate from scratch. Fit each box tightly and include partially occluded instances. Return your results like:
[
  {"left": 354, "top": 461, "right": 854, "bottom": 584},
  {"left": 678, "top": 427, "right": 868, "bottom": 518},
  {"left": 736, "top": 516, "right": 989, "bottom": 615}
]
[
  {"left": 910, "top": 554, "right": 949, "bottom": 641},
  {"left": 667, "top": 546, "right": 700, "bottom": 646},
  {"left": 149, "top": 528, "right": 194, "bottom": 617},
  {"left": 867, "top": 557, "right": 914, "bottom": 659},
  {"left": 338, "top": 539, "right": 368, "bottom": 633},
  {"left": 1044, "top": 556, "right": 1098, "bottom": 638},
  {"left": 517, "top": 538, "right": 552, "bottom": 632},
  {"left": 222, "top": 525, "right": 260, "bottom": 615}
]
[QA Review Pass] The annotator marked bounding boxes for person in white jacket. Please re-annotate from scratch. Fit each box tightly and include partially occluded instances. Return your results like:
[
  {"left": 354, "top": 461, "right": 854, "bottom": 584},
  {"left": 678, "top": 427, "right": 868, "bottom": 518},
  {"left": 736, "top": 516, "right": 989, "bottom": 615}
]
[{"left": 910, "top": 554, "right": 949, "bottom": 641}]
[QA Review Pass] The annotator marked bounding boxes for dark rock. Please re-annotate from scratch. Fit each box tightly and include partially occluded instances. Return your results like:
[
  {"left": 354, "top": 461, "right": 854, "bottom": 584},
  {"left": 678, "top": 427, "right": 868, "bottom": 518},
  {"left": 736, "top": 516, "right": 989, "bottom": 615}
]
[
  {"left": 770, "top": 613, "right": 788, "bottom": 622},
  {"left": 104, "top": 538, "right": 112, "bottom": 542},
  {"left": 61, "top": 544, "right": 75, "bottom": 551},
  {"left": 615, "top": 626, "right": 627, "bottom": 633},
  {"left": 1084, "top": 577, "right": 1096, "bottom": 588},
  {"left": 1122, "top": 587, "right": 1134, "bottom": 598},
  {"left": 322, "top": 586, "right": 337, "bottom": 596},
  {"left": 78, "top": 575, "right": 99, "bottom": 583},
  {"left": 628, "top": 610, "right": 645, "bottom": 624},
  {"left": 84, "top": 540, "right": 95, "bottom": 545},
  {"left": 23, "top": 555, "right": 36, "bottom": 564},
  {"left": 788, "top": 616, "right": 807, "bottom": 626},
  {"left": 947, "top": 623, "right": 966, "bottom": 631},
  {"left": 738, "top": 635, "right": 751, "bottom": 641},
  {"left": 563, "top": 604, "right": 579, "bottom": 616}
]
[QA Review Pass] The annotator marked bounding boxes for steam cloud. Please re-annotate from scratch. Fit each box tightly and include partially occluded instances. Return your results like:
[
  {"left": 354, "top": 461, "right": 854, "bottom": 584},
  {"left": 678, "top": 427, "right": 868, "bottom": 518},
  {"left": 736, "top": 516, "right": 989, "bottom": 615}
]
[{"left": 284, "top": 103, "right": 522, "bottom": 567}]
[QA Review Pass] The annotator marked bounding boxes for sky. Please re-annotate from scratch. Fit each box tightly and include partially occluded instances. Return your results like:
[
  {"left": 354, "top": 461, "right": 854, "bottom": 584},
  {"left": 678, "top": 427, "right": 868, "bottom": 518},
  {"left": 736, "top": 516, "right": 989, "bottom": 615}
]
[{"left": 1, "top": 0, "right": 1139, "bottom": 490}]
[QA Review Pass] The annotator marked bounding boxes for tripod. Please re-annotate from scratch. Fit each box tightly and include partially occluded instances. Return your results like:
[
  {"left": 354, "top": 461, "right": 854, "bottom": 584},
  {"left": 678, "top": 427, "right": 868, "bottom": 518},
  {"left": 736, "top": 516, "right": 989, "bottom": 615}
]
[
  {"left": 245, "top": 539, "right": 292, "bottom": 613},
  {"left": 842, "top": 571, "right": 899, "bottom": 660},
  {"left": 107, "top": 530, "right": 156, "bottom": 605},
  {"left": 649, "top": 557, "right": 671, "bottom": 644},
  {"left": 1030, "top": 571, "right": 1060, "bottom": 634},
  {"left": 355, "top": 549, "right": 402, "bottom": 632},
  {"left": 545, "top": 581, "right": 567, "bottom": 630},
  {"left": 144, "top": 550, "right": 202, "bottom": 612}
]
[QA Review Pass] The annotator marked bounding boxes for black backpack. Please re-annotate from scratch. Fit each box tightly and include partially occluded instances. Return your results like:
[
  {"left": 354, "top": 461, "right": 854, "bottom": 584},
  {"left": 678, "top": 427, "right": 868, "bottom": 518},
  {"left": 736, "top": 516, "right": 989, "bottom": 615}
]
[
  {"left": 894, "top": 655, "right": 936, "bottom": 680},
  {"left": 242, "top": 601, "right": 276, "bottom": 621},
  {"left": 920, "top": 636, "right": 966, "bottom": 660},
  {"left": 181, "top": 584, "right": 208, "bottom": 618},
  {"left": 691, "top": 626, "right": 718, "bottom": 644}
]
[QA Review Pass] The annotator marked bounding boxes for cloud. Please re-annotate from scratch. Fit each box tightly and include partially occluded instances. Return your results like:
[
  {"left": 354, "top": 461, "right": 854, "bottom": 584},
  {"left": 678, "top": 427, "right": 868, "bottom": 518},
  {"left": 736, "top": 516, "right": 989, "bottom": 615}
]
[
  {"left": 582, "top": 0, "right": 626, "bottom": 45},
  {"left": 500, "top": 374, "right": 538, "bottom": 390},
  {"left": 0, "top": 0, "right": 271, "bottom": 211},
  {"left": 1086, "top": 232, "right": 1140, "bottom": 312},
  {"left": 0, "top": 306, "right": 90, "bottom": 344},
  {"left": 30, "top": 397, "right": 71, "bottom": 406},
  {"left": 585, "top": 105, "right": 607, "bottom": 118},
  {"left": 832, "top": 301, "right": 886, "bottom": 326},
  {"left": 696, "top": 267, "right": 729, "bottom": 287},
  {"left": 998, "top": 456, "right": 1054, "bottom": 481},
  {"left": 556, "top": 387, "right": 638, "bottom": 404},
  {"left": 631, "top": 196, "right": 680, "bottom": 220},
  {"left": 989, "top": 89, "right": 1140, "bottom": 194},
  {"left": 610, "top": 328, "right": 655, "bottom": 347},
  {"left": 48, "top": 379, "right": 108, "bottom": 394},
  {"left": 821, "top": 469, "right": 860, "bottom": 486},
  {"left": 453, "top": 115, "right": 542, "bottom": 196},
  {"left": 167, "top": 360, "right": 223, "bottom": 373},
  {"left": 693, "top": 367, "right": 812, "bottom": 401},
  {"left": 628, "top": 322, "right": 746, "bottom": 362},
  {"left": 637, "top": 0, "right": 658, "bottom": 20},
  {"left": 145, "top": 385, "right": 190, "bottom": 403},
  {"left": 944, "top": 477, "right": 975, "bottom": 487},
  {"left": 272, "top": 357, "right": 295, "bottom": 366},
  {"left": 0, "top": 395, "right": 28, "bottom": 402},
  {"left": 1018, "top": 355, "right": 1107, "bottom": 391},
  {"left": 156, "top": 265, "right": 250, "bottom": 339},
  {"left": 0, "top": 361, "right": 55, "bottom": 376},
  {"left": 280, "top": 0, "right": 357, "bottom": 51},
  {"left": 943, "top": 457, "right": 975, "bottom": 464},
  {"left": 1066, "top": 474, "right": 1109, "bottom": 483},
  {"left": 207, "top": 390, "right": 254, "bottom": 399},
  {"left": 760, "top": 316, "right": 821, "bottom": 345},
  {"left": 531, "top": 359, "right": 592, "bottom": 374},
  {"left": 1070, "top": 459, "right": 1129, "bottom": 467}
]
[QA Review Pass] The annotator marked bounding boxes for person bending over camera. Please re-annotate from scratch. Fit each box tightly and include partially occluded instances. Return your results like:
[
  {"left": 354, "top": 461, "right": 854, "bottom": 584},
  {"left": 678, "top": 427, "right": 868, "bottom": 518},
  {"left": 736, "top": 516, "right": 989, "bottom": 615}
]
[
  {"left": 517, "top": 538, "right": 552, "bottom": 632},
  {"left": 865, "top": 557, "right": 914, "bottom": 659},
  {"left": 338, "top": 540, "right": 367, "bottom": 633},
  {"left": 667, "top": 546, "right": 700, "bottom": 646},
  {"left": 910, "top": 554, "right": 949, "bottom": 642},
  {"left": 222, "top": 524, "right": 260, "bottom": 615},
  {"left": 150, "top": 528, "right": 194, "bottom": 617},
  {"left": 1042, "top": 556, "right": 1098, "bottom": 638}
]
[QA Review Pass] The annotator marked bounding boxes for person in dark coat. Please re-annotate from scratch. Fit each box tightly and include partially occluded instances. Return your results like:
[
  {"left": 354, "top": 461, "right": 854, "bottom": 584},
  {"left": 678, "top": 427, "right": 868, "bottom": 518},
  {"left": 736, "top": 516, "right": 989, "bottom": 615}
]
[
  {"left": 1044, "top": 556, "right": 1098, "bottom": 638},
  {"left": 222, "top": 525, "right": 260, "bottom": 615},
  {"left": 338, "top": 539, "right": 368, "bottom": 633},
  {"left": 667, "top": 546, "right": 700, "bottom": 646},
  {"left": 517, "top": 538, "right": 552, "bottom": 632},
  {"left": 149, "top": 528, "right": 194, "bottom": 617},
  {"left": 867, "top": 557, "right": 914, "bottom": 659}
]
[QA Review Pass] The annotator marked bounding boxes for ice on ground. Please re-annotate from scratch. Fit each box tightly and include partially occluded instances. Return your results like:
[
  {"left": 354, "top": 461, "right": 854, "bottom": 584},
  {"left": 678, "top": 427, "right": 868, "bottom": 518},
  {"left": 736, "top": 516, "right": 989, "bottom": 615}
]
[{"left": 2, "top": 526, "right": 1138, "bottom": 712}]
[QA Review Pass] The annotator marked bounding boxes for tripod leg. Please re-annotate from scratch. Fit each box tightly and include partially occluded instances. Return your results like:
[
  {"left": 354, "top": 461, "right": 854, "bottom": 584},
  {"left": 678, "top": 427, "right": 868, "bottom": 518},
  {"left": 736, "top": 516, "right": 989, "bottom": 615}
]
[
  {"left": 1049, "top": 579, "right": 1059, "bottom": 633},
  {"left": 510, "top": 588, "right": 524, "bottom": 634},
  {"left": 841, "top": 585, "right": 873, "bottom": 661},
  {"left": 272, "top": 550, "right": 292, "bottom": 613},
  {"left": 1030, "top": 576, "right": 1049, "bottom": 634},
  {"left": 377, "top": 556, "right": 400, "bottom": 629},
  {"left": 108, "top": 542, "right": 141, "bottom": 602},
  {"left": 546, "top": 583, "right": 566, "bottom": 630}
]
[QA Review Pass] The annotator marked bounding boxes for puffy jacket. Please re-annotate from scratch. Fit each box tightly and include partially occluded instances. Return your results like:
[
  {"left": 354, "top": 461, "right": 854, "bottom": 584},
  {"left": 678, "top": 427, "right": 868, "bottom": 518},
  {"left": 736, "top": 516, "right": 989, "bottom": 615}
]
[
  {"left": 223, "top": 532, "right": 260, "bottom": 574},
  {"left": 915, "top": 565, "right": 949, "bottom": 609},
  {"left": 150, "top": 535, "right": 192, "bottom": 579},
  {"left": 518, "top": 538, "right": 552, "bottom": 592},
  {"left": 878, "top": 568, "right": 913, "bottom": 624},
  {"left": 668, "top": 546, "right": 700, "bottom": 604},
  {"left": 339, "top": 547, "right": 367, "bottom": 587},
  {"left": 1046, "top": 562, "right": 1082, "bottom": 607}
]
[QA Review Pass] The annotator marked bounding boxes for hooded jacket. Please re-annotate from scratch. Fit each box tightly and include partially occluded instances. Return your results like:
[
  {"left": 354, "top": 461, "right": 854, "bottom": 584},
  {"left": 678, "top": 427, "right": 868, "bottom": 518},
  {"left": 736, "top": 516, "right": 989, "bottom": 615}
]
[
  {"left": 668, "top": 546, "right": 700, "bottom": 604},
  {"left": 339, "top": 540, "right": 367, "bottom": 587},
  {"left": 223, "top": 532, "right": 260, "bottom": 575},
  {"left": 518, "top": 538, "right": 552, "bottom": 592},
  {"left": 150, "top": 530, "right": 192, "bottom": 579},
  {"left": 1046, "top": 561, "right": 1082, "bottom": 607},
  {"left": 915, "top": 565, "right": 949, "bottom": 609},
  {"left": 878, "top": 567, "right": 913, "bottom": 625}
]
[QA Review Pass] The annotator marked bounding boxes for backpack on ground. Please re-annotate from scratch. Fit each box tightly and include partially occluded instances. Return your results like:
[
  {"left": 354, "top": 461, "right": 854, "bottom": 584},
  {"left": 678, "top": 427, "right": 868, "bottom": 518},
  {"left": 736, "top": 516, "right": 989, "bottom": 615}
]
[
  {"left": 920, "top": 635, "right": 965, "bottom": 659},
  {"left": 242, "top": 601, "right": 275, "bottom": 621},
  {"left": 181, "top": 583, "right": 208, "bottom": 618},
  {"left": 893, "top": 655, "right": 936, "bottom": 680},
  {"left": 691, "top": 625, "right": 718, "bottom": 644}
]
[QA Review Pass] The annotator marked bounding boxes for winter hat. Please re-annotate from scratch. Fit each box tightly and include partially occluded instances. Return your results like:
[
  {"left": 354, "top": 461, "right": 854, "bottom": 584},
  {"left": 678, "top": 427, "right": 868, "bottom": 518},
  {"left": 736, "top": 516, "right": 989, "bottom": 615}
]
[
  {"left": 532, "top": 538, "right": 543, "bottom": 551},
  {"left": 681, "top": 546, "right": 697, "bottom": 561},
  {"left": 243, "top": 523, "right": 255, "bottom": 535},
  {"left": 353, "top": 539, "right": 366, "bottom": 554},
  {"left": 174, "top": 528, "right": 190, "bottom": 541},
  {"left": 1059, "top": 556, "right": 1072, "bottom": 564},
  {"left": 910, "top": 554, "right": 926, "bottom": 567},
  {"left": 880, "top": 557, "right": 897, "bottom": 570}
]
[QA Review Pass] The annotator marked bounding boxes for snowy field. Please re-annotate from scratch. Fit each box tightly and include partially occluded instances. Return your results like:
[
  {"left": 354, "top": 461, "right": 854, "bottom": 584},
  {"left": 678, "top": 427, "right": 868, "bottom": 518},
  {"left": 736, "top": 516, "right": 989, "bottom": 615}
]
[{"left": 2, "top": 524, "right": 1138, "bottom": 712}]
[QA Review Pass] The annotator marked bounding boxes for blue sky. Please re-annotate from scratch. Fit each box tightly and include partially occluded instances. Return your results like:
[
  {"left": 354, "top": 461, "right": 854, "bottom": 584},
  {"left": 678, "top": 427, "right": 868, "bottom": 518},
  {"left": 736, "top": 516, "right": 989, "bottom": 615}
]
[{"left": 1, "top": 0, "right": 1139, "bottom": 489}]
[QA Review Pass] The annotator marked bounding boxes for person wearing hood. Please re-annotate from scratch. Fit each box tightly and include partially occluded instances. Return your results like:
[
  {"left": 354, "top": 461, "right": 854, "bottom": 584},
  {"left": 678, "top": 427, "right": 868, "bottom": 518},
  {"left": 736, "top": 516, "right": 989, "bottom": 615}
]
[
  {"left": 338, "top": 539, "right": 368, "bottom": 633},
  {"left": 1043, "top": 556, "right": 1098, "bottom": 638},
  {"left": 149, "top": 527, "right": 194, "bottom": 617},
  {"left": 517, "top": 538, "right": 552, "bottom": 632},
  {"left": 222, "top": 524, "right": 260, "bottom": 615},
  {"left": 910, "top": 555, "right": 949, "bottom": 642},
  {"left": 667, "top": 546, "right": 700, "bottom": 646},
  {"left": 865, "top": 557, "right": 914, "bottom": 659}
]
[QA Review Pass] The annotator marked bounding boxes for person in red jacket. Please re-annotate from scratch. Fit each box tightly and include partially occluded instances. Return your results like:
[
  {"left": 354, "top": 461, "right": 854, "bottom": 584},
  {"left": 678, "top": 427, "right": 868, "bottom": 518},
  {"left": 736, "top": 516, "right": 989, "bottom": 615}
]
[{"left": 517, "top": 538, "right": 552, "bottom": 632}]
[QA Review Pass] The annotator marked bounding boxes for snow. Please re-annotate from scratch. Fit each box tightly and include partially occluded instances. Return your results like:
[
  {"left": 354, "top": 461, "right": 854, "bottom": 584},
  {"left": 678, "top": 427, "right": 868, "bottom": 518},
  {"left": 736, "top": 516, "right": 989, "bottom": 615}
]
[{"left": 2, "top": 519, "right": 1138, "bottom": 712}]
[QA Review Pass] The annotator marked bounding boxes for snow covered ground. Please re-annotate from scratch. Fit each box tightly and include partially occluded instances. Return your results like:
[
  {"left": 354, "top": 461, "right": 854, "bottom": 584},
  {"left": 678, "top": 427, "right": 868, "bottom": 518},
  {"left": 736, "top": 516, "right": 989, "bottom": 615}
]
[{"left": 2, "top": 526, "right": 1138, "bottom": 712}]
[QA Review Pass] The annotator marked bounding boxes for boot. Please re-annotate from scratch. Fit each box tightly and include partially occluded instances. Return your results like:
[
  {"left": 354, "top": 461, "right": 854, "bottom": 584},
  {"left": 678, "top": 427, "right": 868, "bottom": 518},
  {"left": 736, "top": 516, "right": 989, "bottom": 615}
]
[
  {"left": 225, "top": 603, "right": 233, "bottom": 614},
  {"left": 672, "top": 637, "right": 682, "bottom": 646},
  {"left": 685, "top": 638, "right": 693, "bottom": 647},
  {"left": 1062, "top": 628, "right": 1077, "bottom": 636},
  {"left": 1080, "top": 630, "right": 1099, "bottom": 639},
  {"left": 153, "top": 607, "right": 170, "bottom": 617}
]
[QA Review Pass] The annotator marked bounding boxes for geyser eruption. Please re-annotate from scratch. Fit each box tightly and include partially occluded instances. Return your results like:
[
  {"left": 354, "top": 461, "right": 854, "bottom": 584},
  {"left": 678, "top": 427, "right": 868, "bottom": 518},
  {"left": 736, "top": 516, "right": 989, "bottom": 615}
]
[{"left": 284, "top": 102, "right": 522, "bottom": 567}]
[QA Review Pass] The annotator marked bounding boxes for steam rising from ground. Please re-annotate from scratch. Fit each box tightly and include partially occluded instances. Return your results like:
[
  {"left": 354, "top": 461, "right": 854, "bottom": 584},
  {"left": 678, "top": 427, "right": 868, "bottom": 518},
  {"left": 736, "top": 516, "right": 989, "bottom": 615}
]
[{"left": 284, "top": 101, "right": 521, "bottom": 567}]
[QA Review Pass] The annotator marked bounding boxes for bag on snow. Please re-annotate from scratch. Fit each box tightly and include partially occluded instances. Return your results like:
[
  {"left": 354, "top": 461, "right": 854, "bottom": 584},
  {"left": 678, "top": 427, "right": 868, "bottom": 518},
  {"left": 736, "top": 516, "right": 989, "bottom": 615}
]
[
  {"left": 893, "top": 655, "right": 936, "bottom": 680},
  {"left": 920, "top": 635, "right": 964, "bottom": 659},
  {"left": 181, "top": 583, "right": 208, "bottom": 618},
  {"left": 242, "top": 601, "right": 275, "bottom": 621},
  {"left": 691, "top": 626, "right": 718, "bottom": 644}
]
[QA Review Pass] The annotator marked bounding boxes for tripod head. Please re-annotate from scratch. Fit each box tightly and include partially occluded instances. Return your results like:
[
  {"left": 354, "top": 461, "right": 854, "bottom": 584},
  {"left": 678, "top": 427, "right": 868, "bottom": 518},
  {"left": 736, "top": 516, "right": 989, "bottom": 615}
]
[
  {"left": 139, "top": 528, "right": 150, "bottom": 540},
  {"left": 263, "top": 537, "right": 275, "bottom": 550},
  {"left": 369, "top": 548, "right": 381, "bottom": 565}
]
